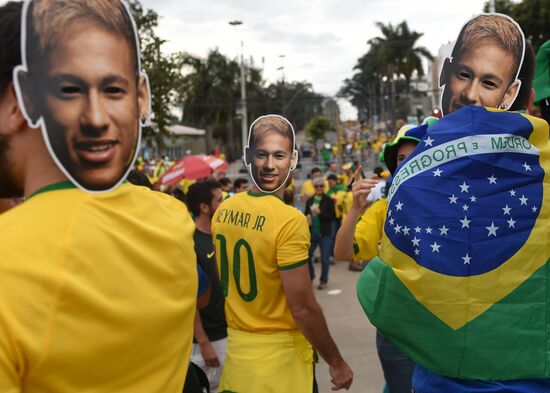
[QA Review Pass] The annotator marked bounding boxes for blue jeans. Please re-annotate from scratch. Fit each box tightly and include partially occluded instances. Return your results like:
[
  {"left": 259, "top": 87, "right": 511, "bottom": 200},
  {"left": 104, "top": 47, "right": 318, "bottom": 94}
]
[
  {"left": 329, "top": 220, "right": 341, "bottom": 258},
  {"left": 308, "top": 232, "right": 331, "bottom": 283},
  {"left": 377, "top": 331, "right": 415, "bottom": 393}
]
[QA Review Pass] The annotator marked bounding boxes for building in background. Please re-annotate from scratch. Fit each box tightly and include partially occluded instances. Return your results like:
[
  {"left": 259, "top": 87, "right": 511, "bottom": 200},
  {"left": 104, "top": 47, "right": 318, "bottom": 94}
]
[{"left": 141, "top": 124, "right": 207, "bottom": 160}]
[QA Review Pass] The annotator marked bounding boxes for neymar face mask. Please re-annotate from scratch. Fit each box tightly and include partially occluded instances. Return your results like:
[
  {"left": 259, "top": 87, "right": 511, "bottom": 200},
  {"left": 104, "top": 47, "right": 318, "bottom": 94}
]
[
  {"left": 439, "top": 13, "right": 525, "bottom": 116},
  {"left": 244, "top": 114, "right": 298, "bottom": 194},
  {"left": 14, "top": 0, "right": 150, "bottom": 192}
]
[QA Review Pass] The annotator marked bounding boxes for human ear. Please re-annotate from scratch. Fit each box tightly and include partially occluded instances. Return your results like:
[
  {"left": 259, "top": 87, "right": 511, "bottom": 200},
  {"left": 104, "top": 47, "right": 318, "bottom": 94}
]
[
  {"left": 289, "top": 149, "right": 298, "bottom": 171},
  {"left": 137, "top": 72, "right": 151, "bottom": 125},
  {"left": 439, "top": 57, "right": 452, "bottom": 88},
  {"left": 244, "top": 146, "right": 251, "bottom": 166},
  {"left": 500, "top": 79, "right": 521, "bottom": 110},
  {"left": 13, "top": 67, "right": 40, "bottom": 127},
  {"left": 0, "top": 83, "right": 27, "bottom": 135}
]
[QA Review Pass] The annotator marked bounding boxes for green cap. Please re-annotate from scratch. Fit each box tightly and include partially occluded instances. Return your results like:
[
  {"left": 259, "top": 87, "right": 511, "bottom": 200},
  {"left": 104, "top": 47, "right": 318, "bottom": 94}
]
[
  {"left": 379, "top": 124, "right": 420, "bottom": 175},
  {"left": 534, "top": 40, "right": 550, "bottom": 103}
]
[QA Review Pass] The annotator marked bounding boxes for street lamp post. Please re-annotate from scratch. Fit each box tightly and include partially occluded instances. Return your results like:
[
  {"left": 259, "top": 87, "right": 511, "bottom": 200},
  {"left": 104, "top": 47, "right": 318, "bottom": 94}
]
[{"left": 229, "top": 20, "right": 248, "bottom": 153}]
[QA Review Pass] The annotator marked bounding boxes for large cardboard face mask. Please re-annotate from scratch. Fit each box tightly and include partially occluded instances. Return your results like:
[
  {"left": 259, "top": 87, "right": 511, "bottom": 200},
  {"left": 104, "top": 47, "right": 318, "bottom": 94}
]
[
  {"left": 13, "top": 0, "right": 151, "bottom": 193},
  {"left": 439, "top": 13, "right": 525, "bottom": 116},
  {"left": 244, "top": 114, "right": 298, "bottom": 194}
]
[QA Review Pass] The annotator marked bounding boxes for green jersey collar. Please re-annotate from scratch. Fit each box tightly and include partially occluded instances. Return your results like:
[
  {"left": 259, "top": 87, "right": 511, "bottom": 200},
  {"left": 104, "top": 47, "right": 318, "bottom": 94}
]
[{"left": 28, "top": 181, "right": 76, "bottom": 199}]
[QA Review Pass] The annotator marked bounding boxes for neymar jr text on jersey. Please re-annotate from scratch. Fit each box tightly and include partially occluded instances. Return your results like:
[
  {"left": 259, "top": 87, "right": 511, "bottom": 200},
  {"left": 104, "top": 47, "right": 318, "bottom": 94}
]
[{"left": 215, "top": 208, "right": 266, "bottom": 232}]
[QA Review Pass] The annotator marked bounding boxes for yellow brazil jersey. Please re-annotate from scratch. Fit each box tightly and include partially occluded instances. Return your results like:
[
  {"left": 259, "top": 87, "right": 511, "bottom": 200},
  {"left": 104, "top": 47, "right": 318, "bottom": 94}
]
[
  {"left": 353, "top": 198, "right": 388, "bottom": 262},
  {"left": 0, "top": 182, "right": 197, "bottom": 393},
  {"left": 212, "top": 191, "right": 310, "bottom": 333},
  {"left": 341, "top": 191, "right": 354, "bottom": 221}
]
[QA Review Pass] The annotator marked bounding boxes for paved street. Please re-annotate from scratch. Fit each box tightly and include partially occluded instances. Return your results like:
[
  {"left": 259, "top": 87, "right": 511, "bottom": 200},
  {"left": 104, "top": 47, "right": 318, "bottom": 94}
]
[{"left": 313, "top": 261, "right": 385, "bottom": 393}]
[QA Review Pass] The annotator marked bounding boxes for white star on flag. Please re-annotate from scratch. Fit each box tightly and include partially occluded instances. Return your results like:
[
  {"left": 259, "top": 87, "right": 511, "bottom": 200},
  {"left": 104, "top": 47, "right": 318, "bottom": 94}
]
[
  {"left": 424, "top": 136, "right": 434, "bottom": 147},
  {"left": 462, "top": 204, "right": 469, "bottom": 212},
  {"left": 519, "top": 195, "right": 528, "bottom": 205},
  {"left": 394, "top": 224, "right": 402, "bottom": 234},
  {"left": 414, "top": 249, "right": 420, "bottom": 255},
  {"left": 426, "top": 227, "right": 433, "bottom": 234},
  {"left": 449, "top": 195, "right": 458, "bottom": 204},
  {"left": 388, "top": 210, "right": 392, "bottom": 216},
  {"left": 433, "top": 168, "right": 443, "bottom": 177},
  {"left": 395, "top": 201, "right": 404, "bottom": 211},
  {"left": 470, "top": 195, "right": 477, "bottom": 203},
  {"left": 462, "top": 254, "right": 472, "bottom": 264},
  {"left": 459, "top": 182, "right": 470, "bottom": 193},
  {"left": 510, "top": 189, "right": 516, "bottom": 197},
  {"left": 486, "top": 222, "right": 499, "bottom": 237},
  {"left": 460, "top": 216, "right": 471, "bottom": 228},
  {"left": 487, "top": 175, "right": 497, "bottom": 184},
  {"left": 389, "top": 217, "right": 395, "bottom": 225},
  {"left": 532, "top": 206, "right": 538, "bottom": 213},
  {"left": 523, "top": 162, "right": 532, "bottom": 171},
  {"left": 403, "top": 226, "right": 411, "bottom": 236},
  {"left": 502, "top": 205, "right": 511, "bottom": 215},
  {"left": 507, "top": 218, "right": 516, "bottom": 228},
  {"left": 439, "top": 225, "right": 449, "bottom": 235},
  {"left": 414, "top": 226, "right": 422, "bottom": 233},
  {"left": 430, "top": 242, "right": 441, "bottom": 253},
  {"left": 412, "top": 237, "right": 421, "bottom": 247}
]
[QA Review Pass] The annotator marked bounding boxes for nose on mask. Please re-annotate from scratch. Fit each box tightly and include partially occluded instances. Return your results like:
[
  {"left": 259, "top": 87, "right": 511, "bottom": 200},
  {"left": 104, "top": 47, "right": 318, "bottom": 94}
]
[{"left": 459, "top": 93, "right": 477, "bottom": 106}]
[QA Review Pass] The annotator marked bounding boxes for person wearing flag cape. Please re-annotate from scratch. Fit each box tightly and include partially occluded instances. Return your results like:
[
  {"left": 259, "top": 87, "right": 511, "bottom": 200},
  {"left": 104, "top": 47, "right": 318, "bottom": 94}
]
[{"left": 355, "top": 13, "right": 550, "bottom": 392}]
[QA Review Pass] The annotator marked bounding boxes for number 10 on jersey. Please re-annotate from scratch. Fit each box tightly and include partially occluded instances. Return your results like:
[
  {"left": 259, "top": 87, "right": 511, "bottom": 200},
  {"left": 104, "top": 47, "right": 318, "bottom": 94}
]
[{"left": 216, "top": 234, "right": 258, "bottom": 302}]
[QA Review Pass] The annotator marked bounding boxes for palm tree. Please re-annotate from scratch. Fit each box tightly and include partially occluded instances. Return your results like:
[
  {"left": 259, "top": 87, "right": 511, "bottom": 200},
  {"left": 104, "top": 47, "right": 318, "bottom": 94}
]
[
  {"left": 340, "top": 21, "right": 433, "bottom": 127},
  {"left": 369, "top": 21, "right": 433, "bottom": 86}
]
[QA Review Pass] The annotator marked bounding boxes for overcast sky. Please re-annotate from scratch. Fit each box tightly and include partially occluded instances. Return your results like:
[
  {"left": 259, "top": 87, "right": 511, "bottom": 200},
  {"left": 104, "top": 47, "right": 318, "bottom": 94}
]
[
  {"left": 140, "top": 0, "right": 493, "bottom": 118},
  {"left": 2, "top": 0, "right": 493, "bottom": 119}
]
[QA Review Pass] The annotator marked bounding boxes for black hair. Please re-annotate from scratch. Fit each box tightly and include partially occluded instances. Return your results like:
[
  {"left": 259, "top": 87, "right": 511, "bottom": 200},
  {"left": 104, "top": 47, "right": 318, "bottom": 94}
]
[
  {"left": 283, "top": 188, "right": 294, "bottom": 206},
  {"left": 0, "top": 2, "right": 22, "bottom": 95},
  {"left": 186, "top": 180, "right": 221, "bottom": 217},
  {"left": 327, "top": 174, "right": 338, "bottom": 181},
  {"left": 233, "top": 177, "right": 248, "bottom": 190},
  {"left": 510, "top": 40, "right": 536, "bottom": 111},
  {"left": 311, "top": 167, "right": 322, "bottom": 175},
  {"left": 127, "top": 170, "right": 153, "bottom": 189},
  {"left": 219, "top": 177, "right": 232, "bottom": 187},
  {"left": 172, "top": 187, "right": 186, "bottom": 204},
  {"left": 539, "top": 100, "right": 550, "bottom": 123},
  {"left": 373, "top": 166, "right": 384, "bottom": 177}
]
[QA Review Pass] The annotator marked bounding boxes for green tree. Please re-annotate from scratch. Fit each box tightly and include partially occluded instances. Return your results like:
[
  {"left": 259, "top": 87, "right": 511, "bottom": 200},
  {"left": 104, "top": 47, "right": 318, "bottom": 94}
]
[
  {"left": 263, "top": 81, "right": 324, "bottom": 130},
  {"left": 483, "top": 0, "right": 550, "bottom": 51},
  {"left": 304, "top": 115, "right": 333, "bottom": 142},
  {"left": 179, "top": 50, "right": 240, "bottom": 156},
  {"left": 128, "top": 1, "right": 183, "bottom": 152},
  {"left": 340, "top": 21, "right": 431, "bottom": 127}
]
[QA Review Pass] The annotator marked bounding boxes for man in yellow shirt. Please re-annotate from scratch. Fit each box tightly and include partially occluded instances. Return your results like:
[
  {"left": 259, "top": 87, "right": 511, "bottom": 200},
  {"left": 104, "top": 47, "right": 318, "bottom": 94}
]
[
  {"left": 0, "top": 2, "right": 197, "bottom": 392},
  {"left": 213, "top": 114, "right": 353, "bottom": 392}
]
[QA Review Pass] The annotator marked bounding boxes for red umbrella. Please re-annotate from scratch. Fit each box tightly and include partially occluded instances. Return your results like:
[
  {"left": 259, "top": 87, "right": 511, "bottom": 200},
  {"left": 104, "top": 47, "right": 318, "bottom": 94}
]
[
  {"left": 156, "top": 155, "right": 212, "bottom": 187},
  {"left": 199, "top": 154, "right": 229, "bottom": 173}
]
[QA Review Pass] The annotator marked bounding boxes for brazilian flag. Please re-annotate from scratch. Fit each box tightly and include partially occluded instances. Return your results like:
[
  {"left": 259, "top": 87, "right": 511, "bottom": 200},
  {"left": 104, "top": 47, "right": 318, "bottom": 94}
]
[{"left": 357, "top": 106, "right": 550, "bottom": 380}]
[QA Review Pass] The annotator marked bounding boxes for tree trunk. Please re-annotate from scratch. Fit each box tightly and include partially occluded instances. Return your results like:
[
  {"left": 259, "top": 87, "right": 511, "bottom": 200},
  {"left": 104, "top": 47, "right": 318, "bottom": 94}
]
[{"left": 204, "top": 123, "right": 214, "bottom": 155}]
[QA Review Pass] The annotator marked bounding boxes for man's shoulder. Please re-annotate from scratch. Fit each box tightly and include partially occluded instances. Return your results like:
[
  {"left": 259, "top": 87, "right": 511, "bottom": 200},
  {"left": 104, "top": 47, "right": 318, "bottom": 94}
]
[{"left": 121, "top": 184, "right": 192, "bottom": 223}]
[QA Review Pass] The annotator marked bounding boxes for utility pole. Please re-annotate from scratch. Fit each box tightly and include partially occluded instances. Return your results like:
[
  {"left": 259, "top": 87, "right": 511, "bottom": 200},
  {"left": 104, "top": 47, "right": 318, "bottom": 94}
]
[
  {"left": 229, "top": 20, "right": 248, "bottom": 152},
  {"left": 239, "top": 41, "right": 248, "bottom": 150}
]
